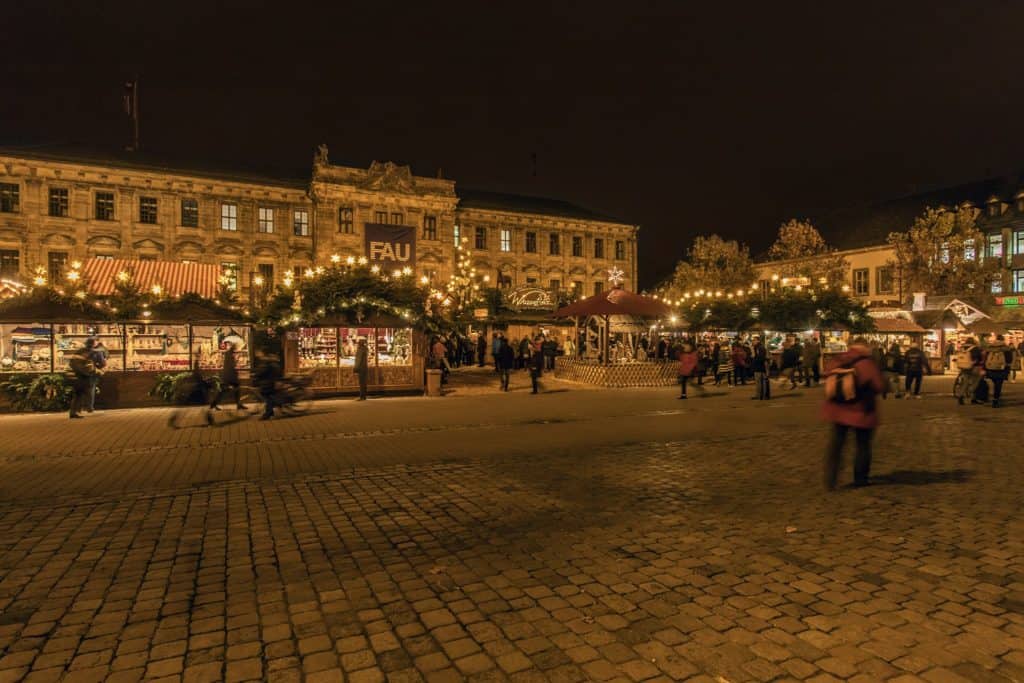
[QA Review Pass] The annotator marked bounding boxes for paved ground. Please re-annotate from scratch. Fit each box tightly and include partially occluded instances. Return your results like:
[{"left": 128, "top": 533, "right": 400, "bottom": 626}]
[{"left": 0, "top": 369, "right": 1022, "bottom": 682}]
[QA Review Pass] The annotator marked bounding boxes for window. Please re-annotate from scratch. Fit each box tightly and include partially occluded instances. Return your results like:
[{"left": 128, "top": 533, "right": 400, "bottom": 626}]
[
  {"left": 875, "top": 266, "right": 894, "bottom": 295},
  {"left": 593, "top": 281, "right": 603, "bottom": 296},
  {"left": 181, "top": 199, "right": 199, "bottom": 227},
  {"left": 1014, "top": 270, "right": 1024, "bottom": 293},
  {"left": 48, "top": 188, "right": 68, "bottom": 217},
  {"left": 525, "top": 277, "right": 538, "bottom": 285},
  {"left": 992, "top": 275, "right": 1003, "bottom": 294},
  {"left": 339, "top": 207, "right": 354, "bottom": 234},
  {"left": 93, "top": 254, "right": 114, "bottom": 261},
  {"left": 572, "top": 236, "right": 583, "bottom": 257},
  {"left": 474, "top": 226, "right": 487, "bottom": 250},
  {"left": 594, "top": 238, "right": 604, "bottom": 259},
  {"left": 987, "top": 233, "right": 1004, "bottom": 260},
  {"left": 0, "top": 249, "right": 19, "bottom": 277},
  {"left": 257, "top": 263, "right": 274, "bottom": 284},
  {"left": 221, "top": 262, "right": 238, "bottom": 291},
  {"left": 1013, "top": 230, "right": 1024, "bottom": 256},
  {"left": 95, "top": 192, "right": 115, "bottom": 220},
  {"left": 525, "top": 231, "right": 537, "bottom": 253},
  {"left": 221, "top": 203, "right": 237, "bottom": 231},
  {"left": 375, "top": 211, "right": 388, "bottom": 224},
  {"left": 615, "top": 240, "right": 626, "bottom": 260},
  {"left": 572, "top": 280, "right": 583, "bottom": 293},
  {"left": 390, "top": 212, "right": 403, "bottom": 225},
  {"left": 989, "top": 202, "right": 1001, "bottom": 217},
  {"left": 852, "top": 268, "right": 869, "bottom": 296},
  {"left": 48, "top": 251, "right": 68, "bottom": 283},
  {"left": 453, "top": 223, "right": 461, "bottom": 246},
  {"left": 293, "top": 209, "right": 309, "bottom": 236},
  {"left": 939, "top": 242, "right": 950, "bottom": 264},
  {"left": 139, "top": 196, "right": 158, "bottom": 224},
  {"left": 258, "top": 207, "right": 275, "bottom": 234},
  {"left": 549, "top": 234, "right": 560, "bottom": 256},
  {"left": 964, "top": 238, "right": 976, "bottom": 261},
  {"left": 423, "top": 215, "right": 437, "bottom": 240},
  {"left": 0, "top": 183, "right": 19, "bottom": 213},
  {"left": 138, "top": 254, "right": 157, "bottom": 261},
  {"left": 549, "top": 279, "right": 561, "bottom": 290},
  {"left": 499, "top": 228, "right": 511, "bottom": 252}
]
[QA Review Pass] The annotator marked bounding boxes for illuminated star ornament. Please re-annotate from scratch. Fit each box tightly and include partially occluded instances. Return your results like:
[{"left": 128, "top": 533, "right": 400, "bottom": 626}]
[{"left": 607, "top": 267, "right": 625, "bottom": 287}]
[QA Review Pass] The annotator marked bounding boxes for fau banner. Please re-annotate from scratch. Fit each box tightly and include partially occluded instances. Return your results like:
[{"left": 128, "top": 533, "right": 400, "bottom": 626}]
[{"left": 364, "top": 223, "right": 415, "bottom": 268}]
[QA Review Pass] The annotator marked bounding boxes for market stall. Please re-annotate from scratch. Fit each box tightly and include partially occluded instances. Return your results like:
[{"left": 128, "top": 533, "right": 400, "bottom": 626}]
[
  {"left": 282, "top": 313, "right": 426, "bottom": 395},
  {"left": 0, "top": 291, "right": 115, "bottom": 374}
]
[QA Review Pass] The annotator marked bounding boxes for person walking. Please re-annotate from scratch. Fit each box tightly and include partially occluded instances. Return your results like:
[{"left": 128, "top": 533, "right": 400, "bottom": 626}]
[
  {"left": 802, "top": 336, "right": 821, "bottom": 387},
  {"left": 731, "top": 339, "right": 748, "bottom": 386},
  {"left": 497, "top": 337, "right": 515, "bottom": 391},
  {"left": 903, "top": 342, "right": 927, "bottom": 398},
  {"left": 676, "top": 339, "right": 703, "bottom": 399},
  {"left": 354, "top": 338, "right": 369, "bottom": 400},
  {"left": 207, "top": 341, "right": 245, "bottom": 423},
  {"left": 715, "top": 342, "right": 734, "bottom": 386},
  {"left": 518, "top": 336, "right": 531, "bottom": 370},
  {"left": 955, "top": 338, "right": 984, "bottom": 405},
  {"left": 543, "top": 336, "right": 558, "bottom": 371},
  {"left": 751, "top": 336, "right": 770, "bottom": 400},
  {"left": 67, "top": 340, "right": 100, "bottom": 419},
  {"left": 529, "top": 335, "right": 544, "bottom": 394},
  {"left": 882, "top": 343, "right": 904, "bottom": 399},
  {"left": 822, "top": 337, "right": 885, "bottom": 489},
  {"left": 86, "top": 338, "right": 108, "bottom": 412},
  {"left": 984, "top": 335, "right": 1013, "bottom": 408},
  {"left": 253, "top": 348, "right": 282, "bottom": 420},
  {"left": 491, "top": 333, "right": 502, "bottom": 372},
  {"left": 779, "top": 337, "right": 799, "bottom": 390}
]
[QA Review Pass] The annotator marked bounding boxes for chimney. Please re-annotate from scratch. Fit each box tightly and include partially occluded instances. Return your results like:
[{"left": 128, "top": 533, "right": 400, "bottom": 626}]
[{"left": 912, "top": 292, "right": 927, "bottom": 311}]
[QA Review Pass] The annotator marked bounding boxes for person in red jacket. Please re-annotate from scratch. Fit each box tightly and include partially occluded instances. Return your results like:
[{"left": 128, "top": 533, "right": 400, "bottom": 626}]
[
  {"left": 676, "top": 339, "right": 703, "bottom": 399},
  {"left": 822, "top": 337, "right": 885, "bottom": 490}
]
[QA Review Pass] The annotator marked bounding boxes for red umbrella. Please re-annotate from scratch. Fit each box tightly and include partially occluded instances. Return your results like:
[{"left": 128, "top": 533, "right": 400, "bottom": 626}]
[{"left": 552, "top": 287, "right": 671, "bottom": 319}]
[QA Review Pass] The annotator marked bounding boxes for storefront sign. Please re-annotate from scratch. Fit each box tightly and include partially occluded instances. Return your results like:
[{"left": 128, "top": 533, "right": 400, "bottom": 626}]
[
  {"left": 473, "top": 308, "right": 489, "bottom": 319},
  {"left": 364, "top": 223, "right": 415, "bottom": 268},
  {"left": 995, "top": 295, "right": 1021, "bottom": 308},
  {"left": 505, "top": 286, "right": 555, "bottom": 312}
]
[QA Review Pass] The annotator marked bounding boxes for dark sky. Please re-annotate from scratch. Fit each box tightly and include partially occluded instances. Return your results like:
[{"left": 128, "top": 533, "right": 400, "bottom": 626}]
[{"left": 4, "top": 0, "right": 1024, "bottom": 288}]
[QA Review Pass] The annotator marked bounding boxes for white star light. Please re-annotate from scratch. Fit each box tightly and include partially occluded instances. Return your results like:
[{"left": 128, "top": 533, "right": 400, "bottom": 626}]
[{"left": 607, "top": 267, "right": 625, "bottom": 286}]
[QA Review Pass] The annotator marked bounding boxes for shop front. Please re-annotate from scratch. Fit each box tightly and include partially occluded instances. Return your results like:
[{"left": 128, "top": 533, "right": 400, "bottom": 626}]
[{"left": 282, "top": 314, "right": 425, "bottom": 395}]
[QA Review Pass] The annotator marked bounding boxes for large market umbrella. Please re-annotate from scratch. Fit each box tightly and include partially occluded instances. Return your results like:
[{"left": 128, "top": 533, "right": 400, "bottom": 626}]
[{"left": 551, "top": 287, "right": 671, "bottom": 363}]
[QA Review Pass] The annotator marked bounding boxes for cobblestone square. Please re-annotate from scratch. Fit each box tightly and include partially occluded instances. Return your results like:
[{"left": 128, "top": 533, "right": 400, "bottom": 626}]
[{"left": 0, "top": 373, "right": 1022, "bottom": 682}]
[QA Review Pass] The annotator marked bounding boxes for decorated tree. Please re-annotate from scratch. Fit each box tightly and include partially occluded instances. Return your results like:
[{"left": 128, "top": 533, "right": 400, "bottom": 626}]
[
  {"left": 758, "top": 287, "right": 874, "bottom": 333},
  {"left": 659, "top": 234, "right": 756, "bottom": 298},
  {"left": 767, "top": 219, "right": 848, "bottom": 285},
  {"left": 438, "top": 237, "right": 490, "bottom": 326},
  {"left": 887, "top": 206, "right": 1000, "bottom": 302},
  {"left": 108, "top": 268, "right": 148, "bottom": 320}
]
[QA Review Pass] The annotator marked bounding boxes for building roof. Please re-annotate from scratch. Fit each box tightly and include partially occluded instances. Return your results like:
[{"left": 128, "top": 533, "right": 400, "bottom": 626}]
[
  {"left": 813, "top": 171, "right": 1024, "bottom": 251},
  {"left": 455, "top": 188, "right": 629, "bottom": 224}
]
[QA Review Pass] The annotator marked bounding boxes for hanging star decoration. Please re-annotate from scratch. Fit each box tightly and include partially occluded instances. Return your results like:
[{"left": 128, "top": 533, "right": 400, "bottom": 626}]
[{"left": 607, "top": 267, "right": 625, "bottom": 287}]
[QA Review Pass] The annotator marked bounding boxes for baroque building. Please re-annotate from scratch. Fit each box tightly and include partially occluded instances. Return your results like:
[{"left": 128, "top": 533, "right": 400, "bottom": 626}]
[{"left": 0, "top": 145, "right": 637, "bottom": 297}]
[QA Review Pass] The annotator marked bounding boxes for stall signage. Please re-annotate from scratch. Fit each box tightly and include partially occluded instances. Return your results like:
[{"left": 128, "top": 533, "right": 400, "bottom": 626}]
[
  {"left": 995, "top": 296, "right": 1021, "bottom": 308},
  {"left": 364, "top": 223, "right": 415, "bottom": 268},
  {"left": 505, "top": 286, "right": 556, "bottom": 312}
]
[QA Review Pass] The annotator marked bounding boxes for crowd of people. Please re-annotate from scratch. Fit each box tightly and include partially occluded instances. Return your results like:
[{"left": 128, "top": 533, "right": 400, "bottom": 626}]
[{"left": 429, "top": 331, "right": 560, "bottom": 394}]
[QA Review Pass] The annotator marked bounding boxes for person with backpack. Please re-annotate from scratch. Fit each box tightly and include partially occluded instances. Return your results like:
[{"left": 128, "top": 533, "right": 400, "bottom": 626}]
[
  {"left": 903, "top": 342, "right": 928, "bottom": 398},
  {"left": 87, "top": 339, "right": 108, "bottom": 412},
  {"left": 822, "top": 337, "right": 885, "bottom": 490},
  {"left": 984, "top": 335, "right": 1013, "bottom": 408},
  {"left": 882, "top": 343, "right": 904, "bottom": 399}
]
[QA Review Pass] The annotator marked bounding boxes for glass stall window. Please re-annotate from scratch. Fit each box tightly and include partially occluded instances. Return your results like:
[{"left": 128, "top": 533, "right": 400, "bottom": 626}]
[
  {"left": 1, "top": 323, "right": 52, "bottom": 372},
  {"left": 298, "top": 327, "right": 338, "bottom": 368},
  {"left": 125, "top": 323, "right": 191, "bottom": 372},
  {"left": 54, "top": 323, "right": 125, "bottom": 372},
  {"left": 192, "top": 325, "right": 250, "bottom": 371},
  {"left": 376, "top": 328, "right": 412, "bottom": 366}
]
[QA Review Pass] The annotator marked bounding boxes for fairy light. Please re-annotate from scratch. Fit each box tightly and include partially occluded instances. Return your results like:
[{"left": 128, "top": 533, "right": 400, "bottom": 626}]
[
  {"left": 346, "top": 256, "right": 356, "bottom": 265},
  {"left": 330, "top": 254, "right": 341, "bottom": 263},
  {"left": 151, "top": 284, "right": 163, "bottom": 296}
]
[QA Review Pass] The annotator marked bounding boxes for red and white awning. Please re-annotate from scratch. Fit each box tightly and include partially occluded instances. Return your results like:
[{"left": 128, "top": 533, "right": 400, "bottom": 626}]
[{"left": 81, "top": 258, "right": 221, "bottom": 299}]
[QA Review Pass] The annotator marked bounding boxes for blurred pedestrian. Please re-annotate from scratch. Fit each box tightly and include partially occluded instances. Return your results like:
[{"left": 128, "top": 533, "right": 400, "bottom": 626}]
[
  {"left": 87, "top": 338, "right": 108, "bottom": 412},
  {"left": 823, "top": 337, "right": 884, "bottom": 489},
  {"left": 354, "top": 338, "right": 369, "bottom": 400}
]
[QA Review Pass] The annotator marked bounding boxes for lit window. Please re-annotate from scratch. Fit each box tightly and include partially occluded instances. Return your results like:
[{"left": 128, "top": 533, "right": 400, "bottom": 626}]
[
  {"left": 423, "top": 215, "right": 438, "bottom": 240},
  {"left": 987, "top": 234, "right": 1004, "bottom": 259},
  {"left": 549, "top": 234, "right": 560, "bottom": 256},
  {"left": 257, "top": 263, "right": 274, "bottom": 284},
  {"left": 0, "top": 183, "right": 19, "bottom": 213},
  {"left": 1013, "top": 230, "right": 1024, "bottom": 256},
  {"left": 500, "top": 228, "right": 511, "bottom": 252},
  {"left": 525, "top": 232, "right": 537, "bottom": 253},
  {"left": 48, "top": 188, "right": 69, "bottom": 217},
  {"left": 453, "top": 223, "right": 461, "bottom": 246},
  {"left": 181, "top": 199, "right": 199, "bottom": 227},
  {"left": 0, "top": 249, "right": 19, "bottom": 277},
  {"left": 939, "top": 242, "right": 949, "bottom": 264},
  {"left": 875, "top": 266, "right": 894, "bottom": 295},
  {"left": 48, "top": 251, "right": 68, "bottom": 283},
  {"left": 293, "top": 210, "right": 309, "bottom": 236},
  {"left": 221, "top": 262, "right": 238, "bottom": 290},
  {"left": 1014, "top": 270, "right": 1024, "bottom": 293},
  {"left": 572, "top": 236, "right": 582, "bottom": 257},
  {"left": 992, "top": 276, "right": 1003, "bottom": 294},
  {"left": 594, "top": 238, "right": 604, "bottom": 259},
  {"left": 258, "top": 207, "right": 275, "bottom": 233},
  {"left": 475, "top": 227, "right": 487, "bottom": 250},
  {"left": 139, "top": 196, "right": 158, "bottom": 224},
  {"left": 339, "top": 207, "right": 354, "bottom": 234},
  {"left": 221, "top": 203, "right": 237, "bottom": 231},
  {"left": 964, "top": 239, "right": 975, "bottom": 261},
  {"left": 853, "top": 268, "right": 869, "bottom": 296},
  {"left": 95, "top": 192, "right": 115, "bottom": 220}
]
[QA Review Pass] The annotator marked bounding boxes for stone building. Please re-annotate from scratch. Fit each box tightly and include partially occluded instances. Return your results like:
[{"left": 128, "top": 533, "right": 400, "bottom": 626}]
[{"left": 0, "top": 145, "right": 637, "bottom": 297}]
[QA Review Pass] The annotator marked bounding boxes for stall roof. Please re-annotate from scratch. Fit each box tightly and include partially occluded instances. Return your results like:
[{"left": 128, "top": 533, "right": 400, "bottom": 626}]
[
  {"left": 0, "top": 291, "right": 109, "bottom": 323},
  {"left": 82, "top": 258, "right": 221, "bottom": 299},
  {"left": 869, "top": 317, "right": 927, "bottom": 334},
  {"left": 966, "top": 318, "right": 1008, "bottom": 336},
  {"left": 147, "top": 297, "right": 248, "bottom": 324},
  {"left": 551, "top": 287, "right": 670, "bottom": 319}
]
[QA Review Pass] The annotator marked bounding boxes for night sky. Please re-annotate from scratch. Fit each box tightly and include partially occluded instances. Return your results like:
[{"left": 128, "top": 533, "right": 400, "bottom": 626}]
[{"left": 4, "top": 1, "right": 1024, "bottom": 288}]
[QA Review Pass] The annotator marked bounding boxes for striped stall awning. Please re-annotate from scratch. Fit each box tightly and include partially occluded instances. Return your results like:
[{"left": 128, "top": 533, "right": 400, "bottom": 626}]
[{"left": 82, "top": 258, "right": 221, "bottom": 299}]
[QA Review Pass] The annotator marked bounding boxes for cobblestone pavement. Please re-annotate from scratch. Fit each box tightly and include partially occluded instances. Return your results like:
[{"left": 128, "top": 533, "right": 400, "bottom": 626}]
[{"left": 0, "top": 372, "right": 1022, "bottom": 682}]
